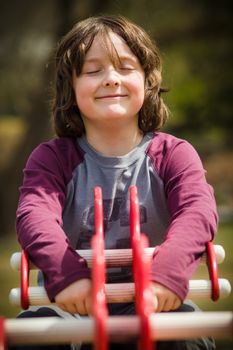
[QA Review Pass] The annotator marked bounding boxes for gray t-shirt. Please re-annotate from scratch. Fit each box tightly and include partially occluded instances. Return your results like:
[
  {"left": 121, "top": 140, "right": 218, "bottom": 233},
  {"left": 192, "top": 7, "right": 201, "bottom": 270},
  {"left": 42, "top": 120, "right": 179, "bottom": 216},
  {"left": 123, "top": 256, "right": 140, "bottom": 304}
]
[{"left": 17, "top": 132, "right": 217, "bottom": 301}]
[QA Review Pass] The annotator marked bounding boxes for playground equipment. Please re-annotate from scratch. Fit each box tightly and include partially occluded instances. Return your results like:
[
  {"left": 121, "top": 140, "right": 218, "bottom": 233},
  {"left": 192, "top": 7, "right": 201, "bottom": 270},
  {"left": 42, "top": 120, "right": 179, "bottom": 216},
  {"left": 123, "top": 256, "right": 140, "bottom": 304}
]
[{"left": 0, "top": 186, "right": 232, "bottom": 349}]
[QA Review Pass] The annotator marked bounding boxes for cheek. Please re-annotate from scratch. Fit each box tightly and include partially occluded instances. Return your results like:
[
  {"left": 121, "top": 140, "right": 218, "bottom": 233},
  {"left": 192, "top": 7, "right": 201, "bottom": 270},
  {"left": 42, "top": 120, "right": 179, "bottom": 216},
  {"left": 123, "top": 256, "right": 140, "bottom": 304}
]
[
  {"left": 129, "top": 72, "right": 144, "bottom": 90},
  {"left": 131, "top": 75, "right": 145, "bottom": 102},
  {"left": 73, "top": 90, "right": 87, "bottom": 115},
  {"left": 73, "top": 80, "right": 93, "bottom": 106}
]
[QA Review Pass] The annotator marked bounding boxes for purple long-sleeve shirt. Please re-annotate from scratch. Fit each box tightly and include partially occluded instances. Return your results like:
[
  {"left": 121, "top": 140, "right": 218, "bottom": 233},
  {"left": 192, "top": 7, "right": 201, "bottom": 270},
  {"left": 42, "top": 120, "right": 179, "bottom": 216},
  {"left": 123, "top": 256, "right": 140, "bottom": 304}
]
[{"left": 16, "top": 132, "right": 218, "bottom": 301}]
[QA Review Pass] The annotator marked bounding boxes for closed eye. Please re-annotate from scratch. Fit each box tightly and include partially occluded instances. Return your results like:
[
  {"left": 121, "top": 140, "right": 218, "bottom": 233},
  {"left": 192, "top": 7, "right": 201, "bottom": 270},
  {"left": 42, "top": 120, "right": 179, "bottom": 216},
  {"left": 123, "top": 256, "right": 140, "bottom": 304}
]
[
  {"left": 119, "top": 66, "right": 135, "bottom": 71},
  {"left": 85, "top": 70, "right": 101, "bottom": 75}
]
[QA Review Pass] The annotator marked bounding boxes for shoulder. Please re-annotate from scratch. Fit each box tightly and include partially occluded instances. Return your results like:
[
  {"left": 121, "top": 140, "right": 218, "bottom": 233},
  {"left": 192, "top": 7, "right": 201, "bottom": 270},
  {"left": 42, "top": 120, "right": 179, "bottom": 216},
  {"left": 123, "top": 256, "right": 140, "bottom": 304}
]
[
  {"left": 147, "top": 131, "right": 191, "bottom": 154},
  {"left": 25, "top": 137, "right": 85, "bottom": 180},
  {"left": 146, "top": 132, "right": 203, "bottom": 178},
  {"left": 30, "top": 137, "right": 83, "bottom": 156}
]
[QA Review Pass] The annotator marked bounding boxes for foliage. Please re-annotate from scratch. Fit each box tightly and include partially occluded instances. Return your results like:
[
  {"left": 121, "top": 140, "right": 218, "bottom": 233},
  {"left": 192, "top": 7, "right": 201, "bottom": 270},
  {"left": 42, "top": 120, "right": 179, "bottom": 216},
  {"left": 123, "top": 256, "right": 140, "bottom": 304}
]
[
  {"left": 1, "top": 1, "right": 232, "bottom": 139},
  {"left": 0, "top": 5, "right": 232, "bottom": 348}
]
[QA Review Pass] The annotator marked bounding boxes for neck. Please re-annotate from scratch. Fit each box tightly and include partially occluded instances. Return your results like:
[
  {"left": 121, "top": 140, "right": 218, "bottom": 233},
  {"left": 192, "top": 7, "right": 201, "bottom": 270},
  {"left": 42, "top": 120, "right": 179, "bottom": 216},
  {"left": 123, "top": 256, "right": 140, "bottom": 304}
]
[{"left": 84, "top": 121, "right": 143, "bottom": 156}]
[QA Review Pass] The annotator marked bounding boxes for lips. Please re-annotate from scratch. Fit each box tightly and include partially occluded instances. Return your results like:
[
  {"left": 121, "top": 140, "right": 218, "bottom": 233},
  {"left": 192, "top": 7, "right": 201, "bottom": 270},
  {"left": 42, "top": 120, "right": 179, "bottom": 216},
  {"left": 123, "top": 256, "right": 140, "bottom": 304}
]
[{"left": 95, "top": 94, "right": 127, "bottom": 99}]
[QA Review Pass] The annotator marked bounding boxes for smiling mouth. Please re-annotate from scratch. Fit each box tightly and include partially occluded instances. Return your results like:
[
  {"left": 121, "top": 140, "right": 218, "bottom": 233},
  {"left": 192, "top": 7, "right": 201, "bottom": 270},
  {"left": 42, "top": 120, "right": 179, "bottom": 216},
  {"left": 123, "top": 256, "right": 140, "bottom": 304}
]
[{"left": 95, "top": 94, "right": 127, "bottom": 99}]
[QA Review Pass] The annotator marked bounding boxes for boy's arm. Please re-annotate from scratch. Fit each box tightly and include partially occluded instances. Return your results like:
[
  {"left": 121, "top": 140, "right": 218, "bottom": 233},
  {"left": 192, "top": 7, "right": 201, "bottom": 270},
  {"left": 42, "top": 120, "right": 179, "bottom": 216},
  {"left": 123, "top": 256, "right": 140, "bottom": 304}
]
[
  {"left": 150, "top": 138, "right": 218, "bottom": 303},
  {"left": 16, "top": 140, "right": 91, "bottom": 302}
]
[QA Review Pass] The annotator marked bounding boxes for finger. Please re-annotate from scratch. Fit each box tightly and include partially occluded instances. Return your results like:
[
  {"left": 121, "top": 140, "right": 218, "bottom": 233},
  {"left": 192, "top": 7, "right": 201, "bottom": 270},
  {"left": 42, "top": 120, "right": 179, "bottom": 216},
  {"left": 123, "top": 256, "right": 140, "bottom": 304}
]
[
  {"left": 171, "top": 298, "right": 182, "bottom": 311},
  {"left": 60, "top": 303, "right": 78, "bottom": 314},
  {"left": 85, "top": 296, "right": 93, "bottom": 316},
  {"left": 155, "top": 294, "right": 166, "bottom": 313},
  {"left": 68, "top": 304, "right": 80, "bottom": 314},
  {"left": 58, "top": 303, "right": 76, "bottom": 314},
  {"left": 162, "top": 298, "right": 175, "bottom": 312},
  {"left": 152, "top": 294, "right": 158, "bottom": 312},
  {"left": 57, "top": 302, "right": 67, "bottom": 312},
  {"left": 76, "top": 301, "right": 88, "bottom": 315}
]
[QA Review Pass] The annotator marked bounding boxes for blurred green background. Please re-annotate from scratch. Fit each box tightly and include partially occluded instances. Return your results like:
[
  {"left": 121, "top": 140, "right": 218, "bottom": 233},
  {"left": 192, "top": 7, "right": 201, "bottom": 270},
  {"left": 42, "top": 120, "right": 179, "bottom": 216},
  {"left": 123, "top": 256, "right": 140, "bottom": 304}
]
[{"left": 0, "top": 0, "right": 232, "bottom": 348}]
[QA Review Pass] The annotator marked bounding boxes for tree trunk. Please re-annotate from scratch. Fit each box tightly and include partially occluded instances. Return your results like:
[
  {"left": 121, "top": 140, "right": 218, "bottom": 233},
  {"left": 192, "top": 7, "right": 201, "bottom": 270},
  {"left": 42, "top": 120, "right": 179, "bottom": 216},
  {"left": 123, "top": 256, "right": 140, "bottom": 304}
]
[
  {"left": 0, "top": 0, "right": 112, "bottom": 234},
  {"left": 0, "top": 0, "right": 74, "bottom": 234}
]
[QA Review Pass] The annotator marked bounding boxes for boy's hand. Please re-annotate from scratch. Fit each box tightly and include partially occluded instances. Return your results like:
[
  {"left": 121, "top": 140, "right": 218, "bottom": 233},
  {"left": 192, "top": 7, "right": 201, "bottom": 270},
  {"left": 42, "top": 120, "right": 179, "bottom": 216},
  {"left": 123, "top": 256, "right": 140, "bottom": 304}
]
[
  {"left": 55, "top": 278, "right": 92, "bottom": 315},
  {"left": 151, "top": 282, "right": 181, "bottom": 312}
]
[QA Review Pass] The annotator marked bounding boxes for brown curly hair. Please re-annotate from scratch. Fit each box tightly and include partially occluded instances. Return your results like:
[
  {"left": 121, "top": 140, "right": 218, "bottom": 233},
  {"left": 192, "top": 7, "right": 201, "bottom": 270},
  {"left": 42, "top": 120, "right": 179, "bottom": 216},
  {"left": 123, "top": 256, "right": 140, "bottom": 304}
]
[{"left": 51, "top": 15, "right": 169, "bottom": 137}]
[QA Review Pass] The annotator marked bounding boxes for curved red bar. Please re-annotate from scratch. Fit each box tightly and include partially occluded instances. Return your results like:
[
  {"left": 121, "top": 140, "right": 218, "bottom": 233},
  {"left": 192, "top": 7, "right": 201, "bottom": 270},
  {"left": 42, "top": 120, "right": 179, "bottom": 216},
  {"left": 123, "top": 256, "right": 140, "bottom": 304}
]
[
  {"left": 20, "top": 249, "right": 29, "bottom": 310},
  {"left": 206, "top": 241, "right": 220, "bottom": 301},
  {"left": 0, "top": 317, "right": 6, "bottom": 350},
  {"left": 130, "top": 185, "right": 154, "bottom": 350},
  {"left": 92, "top": 187, "right": 108, "bottom": 350},
  {"left": 130, "top": 186, "right": 140, "bottom": 245}
]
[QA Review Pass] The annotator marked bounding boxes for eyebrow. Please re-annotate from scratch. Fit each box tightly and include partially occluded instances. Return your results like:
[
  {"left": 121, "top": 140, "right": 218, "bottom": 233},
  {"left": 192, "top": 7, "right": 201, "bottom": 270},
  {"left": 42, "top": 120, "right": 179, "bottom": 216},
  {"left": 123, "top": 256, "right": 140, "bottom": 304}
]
[{"left": 83, "top": 58, "right": 102, "bottom": 64}]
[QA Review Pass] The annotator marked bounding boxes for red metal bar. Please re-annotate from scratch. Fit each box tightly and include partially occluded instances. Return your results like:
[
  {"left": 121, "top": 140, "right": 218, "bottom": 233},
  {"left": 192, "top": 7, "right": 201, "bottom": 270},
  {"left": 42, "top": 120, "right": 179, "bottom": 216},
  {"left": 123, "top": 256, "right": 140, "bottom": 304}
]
[
  {"left": 206, "top": 241, "right": 220, "bottom": 301},
  {"left": 20, "top": 249, "right": 29, "bottom": 310},
  {"left": 0, "top": 317, "right": 6, "bottom": 350},
  {"left": 92, "top": 187, "right": 108, "bottom": 350},
  {"left": 136, "top": 234, "right": 154, "bottom": 350},
  {"left": 130, "top": 186, "right": 154, "bottom": 350},
  {"left": 130, "top": 186, "right": 141, "bottom": 293},
  {"left": 130, "top": 186, "right": 140, "bottom": 244}
]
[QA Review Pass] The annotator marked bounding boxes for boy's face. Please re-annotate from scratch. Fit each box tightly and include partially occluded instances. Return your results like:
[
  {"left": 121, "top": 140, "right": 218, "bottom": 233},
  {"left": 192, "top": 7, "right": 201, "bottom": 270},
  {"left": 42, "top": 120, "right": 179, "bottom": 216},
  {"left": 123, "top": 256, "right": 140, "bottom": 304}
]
[{"left": 72, "top": 31, "right": 145, "bottom": 130}]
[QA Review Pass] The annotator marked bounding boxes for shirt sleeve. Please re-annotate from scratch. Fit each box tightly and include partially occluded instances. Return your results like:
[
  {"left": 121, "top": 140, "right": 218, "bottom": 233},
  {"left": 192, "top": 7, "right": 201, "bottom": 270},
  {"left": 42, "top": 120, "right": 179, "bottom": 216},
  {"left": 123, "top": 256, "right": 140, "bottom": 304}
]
[
  {"left": 150, "top": 138, "right": 218, "bottom": 300},
  {"left": 16, "top": 140, "right": 91, "bottom": 301}
]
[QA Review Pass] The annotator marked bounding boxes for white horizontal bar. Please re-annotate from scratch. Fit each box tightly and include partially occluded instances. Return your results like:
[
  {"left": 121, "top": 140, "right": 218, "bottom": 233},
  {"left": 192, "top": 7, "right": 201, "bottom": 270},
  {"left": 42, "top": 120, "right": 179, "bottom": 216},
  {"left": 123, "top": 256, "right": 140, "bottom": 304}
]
[
  {"left": 9, "top": 279, "right": 231, "bottom": 307},
  {"left": 5, "top": 312, "right": 233, "bottom": 345},
  {"left": 10, "top": 245, "right": 225, "bottom": 271}
]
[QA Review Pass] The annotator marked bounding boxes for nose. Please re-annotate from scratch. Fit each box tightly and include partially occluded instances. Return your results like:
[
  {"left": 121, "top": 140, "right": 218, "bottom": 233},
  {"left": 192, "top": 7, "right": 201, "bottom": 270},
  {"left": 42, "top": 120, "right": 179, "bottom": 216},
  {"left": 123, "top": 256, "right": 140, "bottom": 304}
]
[{"left": 103, "top": 69, "right": 120, "bottom": 87}]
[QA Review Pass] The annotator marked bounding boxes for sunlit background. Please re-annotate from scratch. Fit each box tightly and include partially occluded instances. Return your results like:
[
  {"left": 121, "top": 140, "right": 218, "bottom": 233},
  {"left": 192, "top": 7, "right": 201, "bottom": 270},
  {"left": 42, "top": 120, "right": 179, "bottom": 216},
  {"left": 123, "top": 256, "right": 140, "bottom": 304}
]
[{"left": 0, "top": 1, "right": 232, "bottom": 349}]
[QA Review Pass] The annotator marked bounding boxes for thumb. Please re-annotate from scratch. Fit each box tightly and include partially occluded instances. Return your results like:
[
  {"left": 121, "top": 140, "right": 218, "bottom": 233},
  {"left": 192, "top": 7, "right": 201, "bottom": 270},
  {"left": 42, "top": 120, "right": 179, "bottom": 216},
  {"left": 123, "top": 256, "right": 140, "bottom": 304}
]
[
  {"left": 150, "top": 282, "right": 158, "bottom": 312},
  {"left": 85, "top": 294, "right": 93, "bottom": 316},
  {"left": 152, "top": 293, "right": 158, "bottom": 312}
]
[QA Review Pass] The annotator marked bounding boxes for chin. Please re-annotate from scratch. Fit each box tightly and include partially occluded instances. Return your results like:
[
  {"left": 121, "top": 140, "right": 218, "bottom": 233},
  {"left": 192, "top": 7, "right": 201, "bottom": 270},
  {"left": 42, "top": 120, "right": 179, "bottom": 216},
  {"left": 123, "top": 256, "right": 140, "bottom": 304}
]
[{"left": 104, "top": 107, "right": 131, "bottom": 117}]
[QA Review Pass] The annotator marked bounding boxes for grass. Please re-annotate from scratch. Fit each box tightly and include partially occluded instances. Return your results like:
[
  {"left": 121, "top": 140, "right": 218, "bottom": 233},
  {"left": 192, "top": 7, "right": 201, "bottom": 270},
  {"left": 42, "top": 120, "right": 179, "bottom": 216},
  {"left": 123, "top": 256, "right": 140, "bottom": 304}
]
[
  {"left": 193, "top": 222, "right": 233, "bottom": 312},
  {"left": 0, "top": 234, "right": 21, "bottom": 318},
  {"left": 0, "top": 117, "right": 26, "bottom": 169}
]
